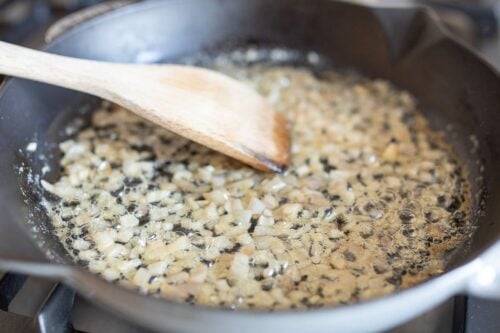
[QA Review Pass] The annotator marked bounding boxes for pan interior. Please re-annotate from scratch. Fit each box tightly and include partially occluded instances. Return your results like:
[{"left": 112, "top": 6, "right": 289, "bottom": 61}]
[{"left": 26, "top": 45, "right": 479, "bottom": 309}]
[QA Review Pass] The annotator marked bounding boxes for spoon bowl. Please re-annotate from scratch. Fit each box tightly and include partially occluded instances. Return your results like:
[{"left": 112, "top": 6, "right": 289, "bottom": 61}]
[{"left": 0, "top": 41, "right": 291, "bottom": 172}]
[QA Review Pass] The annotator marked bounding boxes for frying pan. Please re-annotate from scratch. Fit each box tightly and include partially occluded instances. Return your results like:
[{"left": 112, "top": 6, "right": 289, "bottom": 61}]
[{"left": 0, "top": 0, "right": 499, "bottom": 332}]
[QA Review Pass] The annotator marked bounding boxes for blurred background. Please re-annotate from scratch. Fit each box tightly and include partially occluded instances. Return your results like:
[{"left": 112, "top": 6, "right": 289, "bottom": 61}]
[{"left": 0, "top": 0, "right": 498, "bottom": 67}]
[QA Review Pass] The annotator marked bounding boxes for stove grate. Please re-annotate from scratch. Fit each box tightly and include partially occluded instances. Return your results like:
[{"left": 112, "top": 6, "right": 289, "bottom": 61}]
[{"left": 0, "top": 273, "right": 77, "bottom": 333}]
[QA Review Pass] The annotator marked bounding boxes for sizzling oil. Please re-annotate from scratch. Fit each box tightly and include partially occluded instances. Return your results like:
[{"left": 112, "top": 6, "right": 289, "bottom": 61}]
[{"left": 42, "top": 60, "right": 473, "bottom": 310}]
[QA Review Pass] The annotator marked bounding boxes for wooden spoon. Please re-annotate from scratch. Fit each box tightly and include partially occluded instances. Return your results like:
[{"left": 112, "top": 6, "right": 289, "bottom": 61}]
[{"left": 0, "top": 41, "right": 290, "bottom": 172}]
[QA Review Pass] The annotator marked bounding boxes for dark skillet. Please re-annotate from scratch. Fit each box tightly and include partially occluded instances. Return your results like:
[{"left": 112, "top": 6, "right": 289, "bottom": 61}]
[{"left": 0, "top": 1, "right": 499, "bottom": 332}]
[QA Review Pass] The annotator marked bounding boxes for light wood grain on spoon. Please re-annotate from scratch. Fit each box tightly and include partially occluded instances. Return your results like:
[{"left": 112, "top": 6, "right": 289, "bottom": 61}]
[{"left": 0, "top": 41, "right": 290, "bottom": 172}]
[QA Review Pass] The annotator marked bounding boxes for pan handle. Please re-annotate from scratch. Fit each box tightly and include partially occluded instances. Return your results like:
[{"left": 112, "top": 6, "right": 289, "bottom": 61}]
[{"left": 467, "top": 241, "right": 500, "bottom": 299}]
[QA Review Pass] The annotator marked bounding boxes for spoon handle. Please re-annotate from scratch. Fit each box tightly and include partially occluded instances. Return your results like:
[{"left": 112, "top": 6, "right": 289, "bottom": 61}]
[
  {"left": 0, "top": 41, "right": 117, "bottom": 98},
  {"left": 0, "top": 41, "right": 290, "bottom": 172}
]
